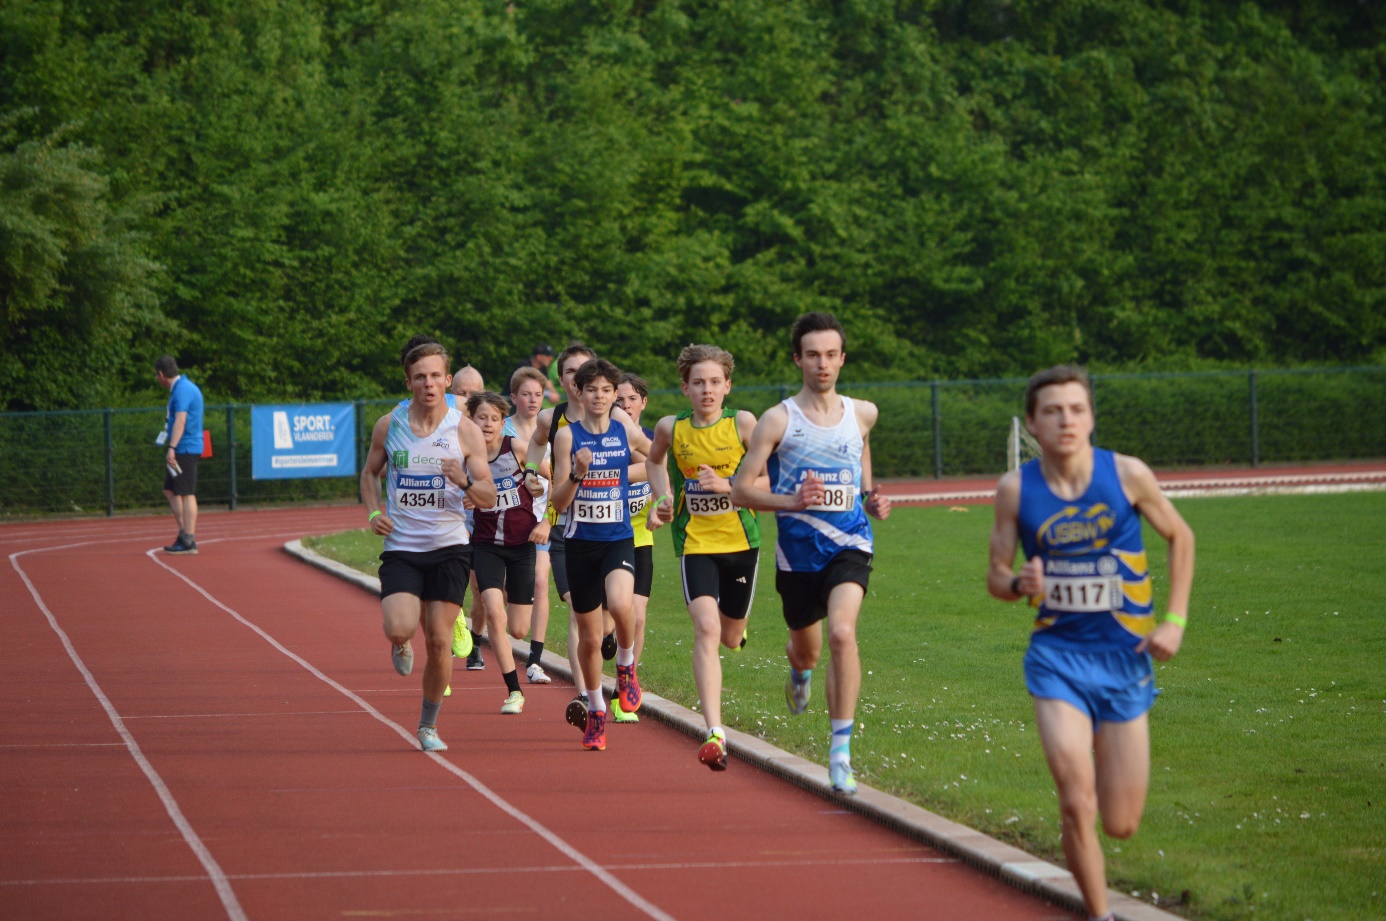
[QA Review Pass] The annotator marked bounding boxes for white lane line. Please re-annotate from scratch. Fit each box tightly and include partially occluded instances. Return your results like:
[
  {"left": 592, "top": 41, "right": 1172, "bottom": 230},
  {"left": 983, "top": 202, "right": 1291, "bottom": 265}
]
[
  {"left": 1, "top": 855, "right": 954, "bottom": 887},
  {"left": 9, "top": 546, "right": 249, "bottom": 921},
  {"left": 123, "top": 710, "right": 366, "bottom": 720},
  {"left": 147, "top": 547, "right": 681, "bottom": 921}
]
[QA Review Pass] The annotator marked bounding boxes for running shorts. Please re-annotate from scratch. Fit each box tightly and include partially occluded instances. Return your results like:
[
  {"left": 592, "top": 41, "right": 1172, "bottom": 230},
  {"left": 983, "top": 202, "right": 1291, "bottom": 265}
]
[
  {"left": 1023, "top": 642, "right": 1157, "bottom": 725},
  {"left": 681, "top": 549, "right": 759, "bottom": 621},
  {"left": 472, "top": 542, "right": 537, "bottom": 606},
  {"left": 565, "top": 537, "right": 636, "bottom": 615},
  {"left": 379, "top": 546, "right": 472, "bottom": 606},
  {"left": 775, "top": 549, "right": 872, "bottom": 631}
]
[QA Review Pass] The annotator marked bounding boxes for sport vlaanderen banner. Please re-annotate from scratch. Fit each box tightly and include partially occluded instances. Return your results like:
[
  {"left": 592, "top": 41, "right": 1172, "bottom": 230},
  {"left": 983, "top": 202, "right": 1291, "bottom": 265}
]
[{"left": 251, "top": 403, "right": 356, "bottom": 479}]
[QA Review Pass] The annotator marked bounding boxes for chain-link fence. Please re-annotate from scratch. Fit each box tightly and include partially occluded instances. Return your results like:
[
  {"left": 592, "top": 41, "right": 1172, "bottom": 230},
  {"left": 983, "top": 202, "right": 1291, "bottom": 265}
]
[{"left": 3, "top": 367, "right": 1383, "bottom": 517}]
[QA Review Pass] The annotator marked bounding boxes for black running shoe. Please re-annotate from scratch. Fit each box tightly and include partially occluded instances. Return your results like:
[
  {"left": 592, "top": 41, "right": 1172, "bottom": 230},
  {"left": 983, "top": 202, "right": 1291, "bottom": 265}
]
[
  {"left": 565, "top": 695, "right": 589, "bottom": 731},
  {"left": 600, "top": 632, "right": 617, "bottom": 661}
]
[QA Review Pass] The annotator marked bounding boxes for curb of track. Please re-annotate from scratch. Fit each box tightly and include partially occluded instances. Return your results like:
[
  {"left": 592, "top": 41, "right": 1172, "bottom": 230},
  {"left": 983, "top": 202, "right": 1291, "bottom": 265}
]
[{"left": 284, "top": 539, "right": 1186, "bottom": 921}]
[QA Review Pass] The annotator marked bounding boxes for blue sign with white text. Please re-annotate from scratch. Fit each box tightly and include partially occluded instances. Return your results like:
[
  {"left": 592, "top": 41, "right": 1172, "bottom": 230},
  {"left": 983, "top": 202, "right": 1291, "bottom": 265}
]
[{"left": 251, "top": 403, "right": 356, "bottom": 479}]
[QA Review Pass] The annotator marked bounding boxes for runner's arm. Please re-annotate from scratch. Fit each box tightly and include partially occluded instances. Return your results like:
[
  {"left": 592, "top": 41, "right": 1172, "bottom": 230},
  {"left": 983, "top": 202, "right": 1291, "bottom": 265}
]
[
  {"left": 986, "top": 472, "right": 1037, "bottom": 600},
  {"left": 730, "top": 405, "right": 823, "bottom": 511},
  {"left": 855, "top": 402, "right": 891, "bottom": 519},
  {"left": 644, "top": 416, "right": 676, "bottom": 529},
  {"left": 454, "top": 416, "right": 497, "bottom": 509},
  {"left": 1120, "top": 454, "right": 1195, "bottom": 660},
  {"left": 359, "top": 414, "right": 394, "bottom": 536},
  {"left": 549, "top": 427, "right": 579, "bottom": 514},
  {"left": 734, "top": 410, "right": 771, "bottom": 491}
]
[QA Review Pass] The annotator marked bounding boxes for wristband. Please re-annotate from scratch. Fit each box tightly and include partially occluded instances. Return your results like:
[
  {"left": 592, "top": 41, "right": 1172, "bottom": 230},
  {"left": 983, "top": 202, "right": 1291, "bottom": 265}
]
[
  {"left": 1009, "top": 575, "right": 1022, "bottom": 596},
  {"left": 525, "top": 461, "right": 539, "bottom": 472},
  {"left": 1163, "top": 612, "right": 1188, "bottom": 628},
  {"left": 368, "top": 510, "right": 382, "bottom": 522},
  {"left": 653, "top": 494, "right": 668, "bottom": 507}
]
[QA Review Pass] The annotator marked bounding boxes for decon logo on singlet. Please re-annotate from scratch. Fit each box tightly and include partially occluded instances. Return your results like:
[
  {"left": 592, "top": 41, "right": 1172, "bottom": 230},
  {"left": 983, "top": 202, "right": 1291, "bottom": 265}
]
[{"left": 392, "top": 449, "right": 408, "bottom": 468}]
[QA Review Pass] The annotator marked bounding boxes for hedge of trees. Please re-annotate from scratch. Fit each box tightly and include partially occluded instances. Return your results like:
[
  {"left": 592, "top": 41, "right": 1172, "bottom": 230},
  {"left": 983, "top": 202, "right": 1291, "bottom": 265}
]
[{"left": 2, "top": 0, "right": 1382, "bottom": 410}]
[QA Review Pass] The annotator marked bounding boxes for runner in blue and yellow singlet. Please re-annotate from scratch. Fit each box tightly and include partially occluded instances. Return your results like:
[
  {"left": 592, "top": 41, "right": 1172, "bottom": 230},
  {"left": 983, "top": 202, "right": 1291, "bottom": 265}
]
[
  {"left": 646, "top": 344, "right": 766, "bottom": 770},
  {"left": 987, "top": 365, "right": 1194, "bottom": 921}
]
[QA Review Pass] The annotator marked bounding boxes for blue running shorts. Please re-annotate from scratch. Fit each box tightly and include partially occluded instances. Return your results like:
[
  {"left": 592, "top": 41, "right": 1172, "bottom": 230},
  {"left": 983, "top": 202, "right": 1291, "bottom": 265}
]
[{"left": 1023, "top": 642, "right": 1157, "bottom": 725}]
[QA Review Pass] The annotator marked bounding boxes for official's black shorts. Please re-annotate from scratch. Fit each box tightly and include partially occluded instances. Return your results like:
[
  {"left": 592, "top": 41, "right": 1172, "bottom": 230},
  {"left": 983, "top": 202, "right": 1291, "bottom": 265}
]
[
  {"left": 680, "top": 549, "right": 759, "bottom": 621},
  {"left": 473, "top": 542, "right": 537, "bottom": 606},
  {"left": 634, "top": 544, "right": 653, "bottom": 598},
  {"left": 565, "top": 537, "right": 636, "bottom": 615},
  {"left": 549, "top": 528, "right": 570, "bottom": 599},
  {"left": 775, "top": 549, "right": 873, "bottom": 631},
  {"left": 163, "top": 453, "right": 200, "bottom": 497},
  {"left": 379, "top": 546, "right": 472, "bottom": 606}
]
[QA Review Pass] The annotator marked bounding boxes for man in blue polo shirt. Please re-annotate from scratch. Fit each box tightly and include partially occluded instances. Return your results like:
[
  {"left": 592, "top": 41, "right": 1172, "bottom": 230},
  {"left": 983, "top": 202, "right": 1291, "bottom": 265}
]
[{"left": 155, "top": 355, "right": 204, "bottom": 554}]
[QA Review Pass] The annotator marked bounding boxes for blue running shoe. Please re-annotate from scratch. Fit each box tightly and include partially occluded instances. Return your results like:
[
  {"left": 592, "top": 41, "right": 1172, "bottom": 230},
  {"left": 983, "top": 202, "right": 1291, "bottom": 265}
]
[{"left": 785, "top": 669, "right": 811, "bottom": 715}]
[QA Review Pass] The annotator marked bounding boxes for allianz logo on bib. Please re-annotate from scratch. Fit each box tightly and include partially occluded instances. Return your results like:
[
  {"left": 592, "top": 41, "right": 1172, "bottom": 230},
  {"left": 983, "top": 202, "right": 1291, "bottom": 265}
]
[
  {"left": 798, "top": 468, "right": 854, "bottom": 485},
  {"left": 601, "top": 436, "right": 621, "bottom": 447},
  {"left": 399, "top": 474, "right": 445, "bottom": 490}
]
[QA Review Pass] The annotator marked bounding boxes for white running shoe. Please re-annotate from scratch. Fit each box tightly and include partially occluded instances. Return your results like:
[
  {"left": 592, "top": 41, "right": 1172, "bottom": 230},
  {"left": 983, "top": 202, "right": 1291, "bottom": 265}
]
[
  {"left": 500, "top": 690, "right": 525, "bottom": 714},
  {"left": 417, "top": 726, "right": 447, "bottom": 752},
  {"left": 392, "top": 643, "right": 414, "bottom": 676},
  {"left": 829, "top": 761, "right": 857, "bottom": 795},
  {"left": 526, "top": 663, "right": 552, "bottom": 684}
]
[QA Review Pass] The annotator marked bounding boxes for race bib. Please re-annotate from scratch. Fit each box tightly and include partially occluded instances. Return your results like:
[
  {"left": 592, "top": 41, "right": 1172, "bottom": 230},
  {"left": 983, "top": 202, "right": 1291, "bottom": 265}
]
[
  {"left": 684, "top": 478, "right": 734, "bottom": 516},
  {"left": 628, "top": 488, "right": 652, "bottom": 519},
  {"left": 493, "top": 475, "right": 522, "bottom": 511},
  {"left": 574, "top": 496, "right": 624, "bottom": 523},
  {"left": 395, "top": 473, "right": 447, "bottom": 511},
  {"left": 808, "top": 484, "right": 856, "bottom": 513},
  {"left": 1044, "top": 576, "right": 1123, "bottom": 613}
]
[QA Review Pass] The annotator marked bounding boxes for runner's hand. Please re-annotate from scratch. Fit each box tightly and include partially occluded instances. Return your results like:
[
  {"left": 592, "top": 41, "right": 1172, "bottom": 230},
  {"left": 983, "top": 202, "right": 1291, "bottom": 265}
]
[
  {"left": 1015, "top": 556, "right": 1044, "bottom": 597},
  {"left": 1137, "top": 621, "right": 1184, "bottom": 661},
  {"left": 794, "top": 471, "right": 826, "bottom": 509},
  {"left": 647, "top": 495, "right": 673, "bottom": 531},
  {"left": 370, "top": 513, "right": 394, "bottom": 537},
  {"left": 574, "top": 447, "right": 592, "bottom": 478},
  {"left": 528, "top": 519, "right": 551, "bottom": 544},
  {"left": 866, "top": 489, "right": 891, "bottom": 520},
  {"left": 440, "top": 457, "right": 466, "bottom": 488},
  {"left": 523, "top": 469, "right": 545, "bottom": 497},
  {"left": 696, "top": 464, "right": 729, "bottom": 494}
]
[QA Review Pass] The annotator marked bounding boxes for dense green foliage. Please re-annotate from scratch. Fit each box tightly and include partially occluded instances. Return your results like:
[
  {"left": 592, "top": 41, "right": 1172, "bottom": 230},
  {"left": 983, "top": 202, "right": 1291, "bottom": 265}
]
[{"left": 3, "top": 0, "right": 1383, "bottom": 410}]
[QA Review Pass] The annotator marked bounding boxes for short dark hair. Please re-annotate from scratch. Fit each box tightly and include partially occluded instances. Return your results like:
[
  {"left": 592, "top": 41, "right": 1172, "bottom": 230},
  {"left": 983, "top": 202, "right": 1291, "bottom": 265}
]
[
  {"left": 399, "top": 334, "right": 439, "bottom": 366},
  {"left": 619, "top": 372, "right": 649, "bottom": 400},
  {"left": 532, "top": 342, "right": 555, "bottom": 357},
  {"left": 574, "top": 358, "right": 621, "bottom": 392},
  {"left": 154, "top": 355, "right": 179, "bottom": 377},
  {"left": 1024, "top": 365, "right": 1093, "bottom": 418},
  {"left": 791, "top": 312, "right": 846, "bottom": 356},
  {"left": 557, "top": 342, "right": 597, "bottom": 376},
  {"left": 466, "top": 390, "right": 511, "bottom": 419},
  {"left": 403, "top": 341, "right": 450, "bottom": 375}
]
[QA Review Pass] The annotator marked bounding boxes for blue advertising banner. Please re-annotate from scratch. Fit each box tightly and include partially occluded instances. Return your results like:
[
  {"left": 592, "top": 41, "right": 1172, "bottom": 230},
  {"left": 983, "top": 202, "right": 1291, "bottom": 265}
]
[{"left": 251, "top": 403, "right": 356, "bottom": 479}]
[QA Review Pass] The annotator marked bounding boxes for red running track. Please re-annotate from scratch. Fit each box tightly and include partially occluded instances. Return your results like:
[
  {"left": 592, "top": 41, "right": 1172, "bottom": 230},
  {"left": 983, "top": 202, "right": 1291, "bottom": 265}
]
[{"left": 2, "top": 507, "right": 1079, "bottom": 921}]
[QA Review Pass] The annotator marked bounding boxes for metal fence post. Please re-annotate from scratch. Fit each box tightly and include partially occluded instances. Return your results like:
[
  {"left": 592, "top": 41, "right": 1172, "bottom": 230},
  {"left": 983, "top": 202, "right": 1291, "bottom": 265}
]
[
  {"left": 355, "top": 400, "right": 365, "bottom": 503},
  {"left": 1250, "top": 370, "right": 1260, "bottom": 468},
  {"left": 227, "top": 405, "right": 238, "bottom": 510},
  {"left": 931, "top": 381, "right": 942, "bottom": 479},
  {"left": 104, "top": 409, "right": 115, "bottom": 517}
]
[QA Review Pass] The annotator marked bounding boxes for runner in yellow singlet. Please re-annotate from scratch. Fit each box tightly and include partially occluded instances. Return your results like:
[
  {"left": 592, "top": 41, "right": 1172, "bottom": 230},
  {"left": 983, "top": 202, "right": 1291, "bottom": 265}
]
[{"left": 646, "top": 344, "right": 767, "bottom": 769}]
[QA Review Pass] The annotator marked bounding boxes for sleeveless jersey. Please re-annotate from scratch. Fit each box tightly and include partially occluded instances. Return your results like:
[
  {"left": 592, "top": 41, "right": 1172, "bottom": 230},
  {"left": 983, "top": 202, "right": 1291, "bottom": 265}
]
[
  {"left": 767, "top": 396, "right": 872, "bottom": 572},
  {"left": 471, "top": 436, "right": 539, "bottom": 547},
  {"left": 562, "top": 419, "right": 633, "bottom": 542},
  {"left": 668, "top": 409, "right": 760, "bottom": 557},
  {"left": 1017, "top": 449, "right": 1154, "bottom": 651},
  {"left": 383, "top": 405, "right": 470, "bottom": 552},
  {"left": 629, "top": 426, "right": 655, "bottom": 549},
  {"left": 545, "top": 403, "right": 572, "bottom": 528}
]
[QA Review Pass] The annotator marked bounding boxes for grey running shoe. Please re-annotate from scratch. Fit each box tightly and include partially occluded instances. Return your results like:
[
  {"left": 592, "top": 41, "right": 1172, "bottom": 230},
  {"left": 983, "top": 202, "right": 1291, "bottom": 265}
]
[
  {"left": 392, "top": 642, "right": 414, "bottom": 676},
  {"left": 417, "top": 725, "right": 447, "bottom": 752}
]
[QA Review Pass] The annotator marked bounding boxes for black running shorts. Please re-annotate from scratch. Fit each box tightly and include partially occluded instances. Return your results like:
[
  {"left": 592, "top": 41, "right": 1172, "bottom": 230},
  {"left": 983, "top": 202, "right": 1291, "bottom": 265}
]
[
  {"left": 378, "top": 546, "right": 472, "bottom": 606},
  {"left": 565, "top": 537, "right": 636, "bottom": 615},
  {"left": 680, "top": 548, "right": 759, "bottom": 621},
  {"left": 163, "top": 453, "right": 199, "bottom": 496},
  {"left": 549, "top": 529, "right": 570, "bottom": 599},
  {"left": 473, "top": 542, "right": 537, "bottom": 606},
  {"left": 775, "top": 549, "right": 872, "bottom": 631},
  {"left": 633, "top": 544, "right": 654, "bottom": 598}
]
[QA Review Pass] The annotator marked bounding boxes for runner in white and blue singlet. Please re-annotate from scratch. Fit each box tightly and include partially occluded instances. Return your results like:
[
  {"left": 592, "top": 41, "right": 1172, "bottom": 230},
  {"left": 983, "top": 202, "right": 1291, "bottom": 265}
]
[
  {"left": 732, "top": 312, "right": 890, "bottom": 796},
  {"left": 361, "top": 342, "right": 494, "bottom": 754}
]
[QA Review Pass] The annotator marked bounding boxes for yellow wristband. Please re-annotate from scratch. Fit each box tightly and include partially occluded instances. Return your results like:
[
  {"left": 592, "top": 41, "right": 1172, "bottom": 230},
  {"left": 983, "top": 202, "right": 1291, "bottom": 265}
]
[
  {"left": 1163, "top": 612, "right": 1187, "bottom": 628},
  {"left": 368, "top": 510, "right": 382, "bottom": 522}
]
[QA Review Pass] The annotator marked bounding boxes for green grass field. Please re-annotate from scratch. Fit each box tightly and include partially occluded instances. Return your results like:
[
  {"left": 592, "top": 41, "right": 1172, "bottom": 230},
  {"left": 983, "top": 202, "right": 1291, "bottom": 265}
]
[{"left": 305, "top": 491, "right": 1385, "bottom": 921}]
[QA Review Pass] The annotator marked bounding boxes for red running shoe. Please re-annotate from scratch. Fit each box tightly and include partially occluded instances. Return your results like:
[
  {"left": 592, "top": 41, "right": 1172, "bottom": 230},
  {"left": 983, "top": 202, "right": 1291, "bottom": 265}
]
[
  {"left": 582, "top": 708, "right": 607, "bottom": 751},
  {"left": 615, "top": 663, "right": 642, "bottom": 713}
]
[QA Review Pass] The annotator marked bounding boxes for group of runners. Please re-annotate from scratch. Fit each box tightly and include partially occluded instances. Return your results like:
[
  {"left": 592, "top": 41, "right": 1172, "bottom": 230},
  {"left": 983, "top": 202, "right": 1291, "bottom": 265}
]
[{"left": 357, "top": 313, "right": 1195, "bottom": 921}]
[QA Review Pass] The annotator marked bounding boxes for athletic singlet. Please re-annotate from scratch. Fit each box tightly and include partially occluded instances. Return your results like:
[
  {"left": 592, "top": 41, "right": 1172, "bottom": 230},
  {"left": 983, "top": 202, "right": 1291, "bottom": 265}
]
[
  {"left": 669, "top": 409, "right": 760, "bottom": 557},
  {"left": 630, "top": 426, "right": 655, "bottom": 550},
  {"left": 1018, "top": 449, "right": 1154, "bottom": 651},
  {"left": 545, "top": 403, "right": 572, "bottom": 528},
  {"left": 767, "top": 396, "right": 872, "bottom": 572},
  {"left": 383, "top": 405, "right": 469, "bottom": 552},
  {"left": 562, "top": 419, "right": 633, "bottom": 542},
  {"left": 471, "top": 436, "right": 539, "bottom": 547}
]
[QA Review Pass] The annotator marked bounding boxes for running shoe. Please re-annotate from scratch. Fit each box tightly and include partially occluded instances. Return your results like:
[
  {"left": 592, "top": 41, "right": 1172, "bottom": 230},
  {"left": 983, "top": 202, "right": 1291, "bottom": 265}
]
[
  {"left": 615, "top": 663, "right": 642, "bottom": 713},
  {"left": 452, "top": 616, "right": 473, "bottom": 659},
  {"left": 581, "top": 708, "right": 607, "bottom": 751},
  {"left": 466, "top": 645, "right": 485, "bottom": 670},
  {"left": 392, "top": 642, "right": 414, "bottom": 676},
  {"left": 444, "top": 684, "right": 451, "bottom": 697},
  {"left": 417, "top": 725, "right": 447, "bottom": 752},
  {"left": 829, "top": 761, "right": 857, "bottom": 795},
  {"left": 163, "top": 537, "right": 198, "bottom": 555},
  {"left": 500, "top": 690, "right": 525, "bottom": 715},
  {"left": 600, "top": 632, "right": 617, "bottom": 661},
  {"left": 565, "top": 695, "right": 589, "bottom": 731},
  {"left": 698, "top": 730, "right": 728, "bottom": 771},
  {"left": 525, "top": 663, "right": 552, "bottom": 685},
  {"left": 785, "top": 668, "right": 811, "bottom": 715},
  {"left": 610, "top": 696, "right": 639, "bottom": 723},
  {"left": 733, "top": 628, "right": 748, "bottom": 653}
]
